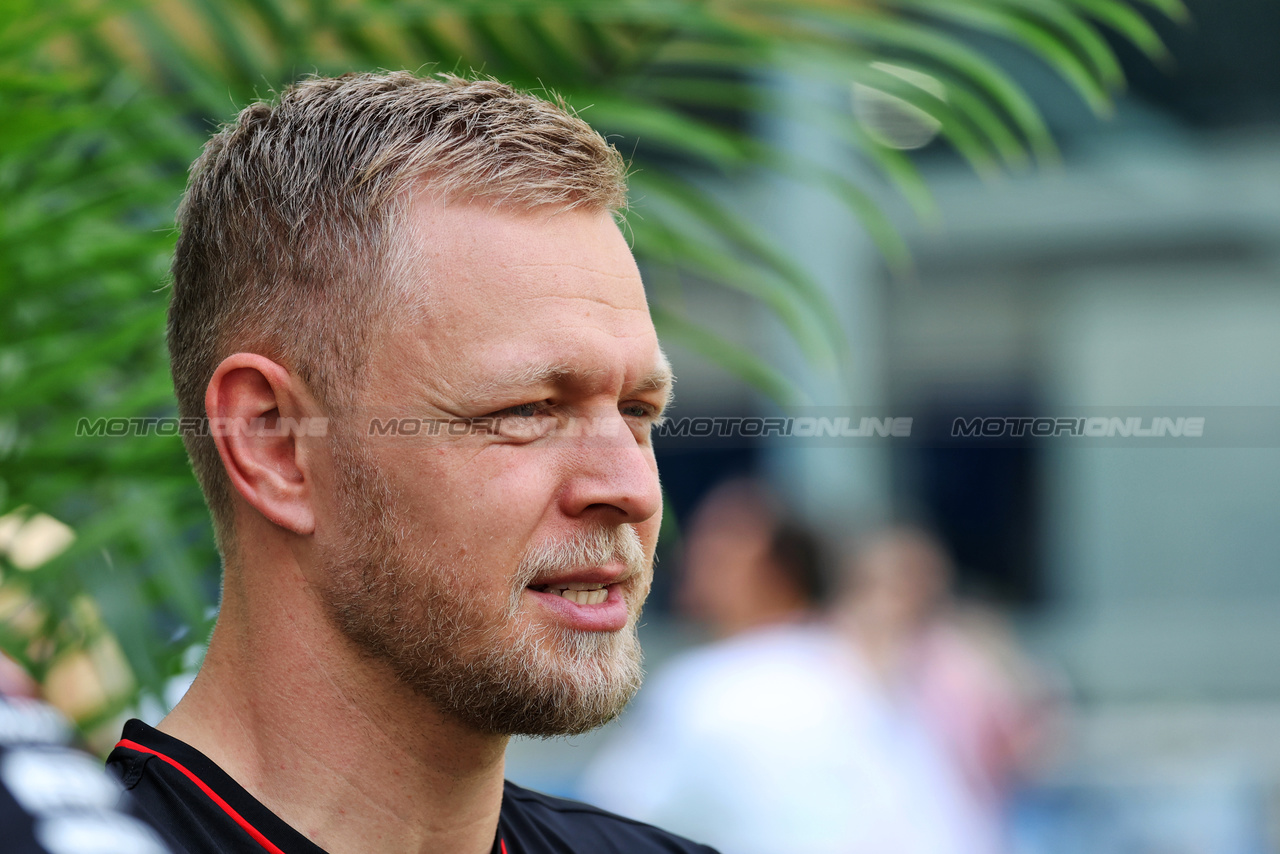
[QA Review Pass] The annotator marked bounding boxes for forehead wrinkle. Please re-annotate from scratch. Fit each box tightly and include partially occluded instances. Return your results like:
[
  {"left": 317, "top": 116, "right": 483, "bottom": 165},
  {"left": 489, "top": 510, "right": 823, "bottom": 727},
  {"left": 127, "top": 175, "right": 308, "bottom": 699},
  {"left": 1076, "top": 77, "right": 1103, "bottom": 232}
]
[
  {"left": 506, "top": 292, "right": 650, "bottom": 314},
  {"left": 506, "top": 261, "right": 636, "bottom": 280},
  {"left": 468, "top": 361, "right": 606, "bottom": 402},
  {"left": 468, "top": 350, "right": 672, "bottom": 407}
]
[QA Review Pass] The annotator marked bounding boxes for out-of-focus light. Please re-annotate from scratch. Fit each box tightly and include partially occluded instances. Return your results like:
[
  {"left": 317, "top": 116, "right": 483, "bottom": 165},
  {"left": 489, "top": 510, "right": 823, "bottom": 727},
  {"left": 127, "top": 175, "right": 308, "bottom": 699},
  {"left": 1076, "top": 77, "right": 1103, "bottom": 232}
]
[
  {"left": 852, "top": 62, "right": 945, "bottom": 150},
  {"left": 0, "top": 511, "right": 75, "bottom": 571}
]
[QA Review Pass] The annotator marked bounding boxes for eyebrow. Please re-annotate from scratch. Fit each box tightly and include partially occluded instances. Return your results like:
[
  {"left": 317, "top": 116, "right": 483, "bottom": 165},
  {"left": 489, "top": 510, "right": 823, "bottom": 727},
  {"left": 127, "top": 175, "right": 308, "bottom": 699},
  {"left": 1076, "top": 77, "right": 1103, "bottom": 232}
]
[
  {"left": 633, "top": 354, "right": 676, "bottom": 411},
  {"left": 474, "top": 350, "right": 675, "bottom": 410}
]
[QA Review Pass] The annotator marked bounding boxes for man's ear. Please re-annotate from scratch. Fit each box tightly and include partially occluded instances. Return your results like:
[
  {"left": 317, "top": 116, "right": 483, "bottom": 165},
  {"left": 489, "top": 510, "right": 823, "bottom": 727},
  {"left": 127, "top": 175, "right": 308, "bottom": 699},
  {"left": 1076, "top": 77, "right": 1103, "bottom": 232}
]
[{"left": 206, "top": 353, "right": 317, "bottom": 536}]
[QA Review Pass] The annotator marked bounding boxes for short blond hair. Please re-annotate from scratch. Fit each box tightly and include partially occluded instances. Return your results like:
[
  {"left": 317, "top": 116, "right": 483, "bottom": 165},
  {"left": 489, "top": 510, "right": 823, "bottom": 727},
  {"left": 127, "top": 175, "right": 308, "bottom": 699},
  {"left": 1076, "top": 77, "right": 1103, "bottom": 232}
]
[{"left": 167, "top": 71, "right": 629, "bottom": 549}]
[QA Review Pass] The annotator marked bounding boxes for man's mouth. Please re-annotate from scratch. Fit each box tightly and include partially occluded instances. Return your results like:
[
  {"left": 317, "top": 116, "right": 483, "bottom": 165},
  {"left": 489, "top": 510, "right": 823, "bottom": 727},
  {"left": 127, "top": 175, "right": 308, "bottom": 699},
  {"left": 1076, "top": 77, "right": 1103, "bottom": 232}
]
[{"left": 528, "top": 582, "right": 610, "bottom": 605}]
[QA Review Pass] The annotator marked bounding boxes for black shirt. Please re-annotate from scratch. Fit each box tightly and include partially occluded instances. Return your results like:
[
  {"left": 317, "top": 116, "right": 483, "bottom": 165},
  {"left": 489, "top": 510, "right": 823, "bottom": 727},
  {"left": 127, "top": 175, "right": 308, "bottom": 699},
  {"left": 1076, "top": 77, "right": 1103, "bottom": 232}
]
[{"left": 107, "top": 720, "right": 719, "bottom": 854}]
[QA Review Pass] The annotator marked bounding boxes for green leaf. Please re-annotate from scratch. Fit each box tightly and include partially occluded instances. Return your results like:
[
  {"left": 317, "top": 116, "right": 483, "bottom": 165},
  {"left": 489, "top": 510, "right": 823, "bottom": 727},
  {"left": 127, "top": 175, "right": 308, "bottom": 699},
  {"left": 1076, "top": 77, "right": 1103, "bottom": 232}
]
[
  {"left": 631, "top": 171, "right": 846, "bottom": 355},
  {"left": 632, "top": 216, "right": 835, "bottom": 369},
  {"left": 1064, "top": 0, "right": 1174, "bottom": 62},
  {"left": 650, "top": 306, "right": 804, "bottom": 406},
  {"left": 884, "top": 0, "right": 1115, "bottom": 114}
]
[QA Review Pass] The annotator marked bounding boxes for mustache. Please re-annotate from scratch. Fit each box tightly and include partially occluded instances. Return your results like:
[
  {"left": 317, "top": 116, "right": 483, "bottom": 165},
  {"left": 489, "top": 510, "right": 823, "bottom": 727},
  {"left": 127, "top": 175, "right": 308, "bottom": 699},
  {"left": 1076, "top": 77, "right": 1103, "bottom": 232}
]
[{"left": 512, "top": 526, "right": 648, "bottom": 604}]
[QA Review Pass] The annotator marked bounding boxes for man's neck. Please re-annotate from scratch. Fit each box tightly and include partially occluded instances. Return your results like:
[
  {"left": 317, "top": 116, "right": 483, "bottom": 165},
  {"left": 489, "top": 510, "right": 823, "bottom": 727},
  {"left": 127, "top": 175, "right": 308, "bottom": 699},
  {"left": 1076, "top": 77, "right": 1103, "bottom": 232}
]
[{"left": 160, "top": 560, "right": 507, "bottom": 854}]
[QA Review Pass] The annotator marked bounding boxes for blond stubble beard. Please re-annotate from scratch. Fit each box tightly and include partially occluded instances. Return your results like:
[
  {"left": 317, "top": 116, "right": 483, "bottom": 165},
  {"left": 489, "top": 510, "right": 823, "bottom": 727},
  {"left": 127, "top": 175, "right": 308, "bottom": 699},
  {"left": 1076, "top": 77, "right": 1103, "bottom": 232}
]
[{"left": 316, "top": 432, "right": 650, "bottom": 736}]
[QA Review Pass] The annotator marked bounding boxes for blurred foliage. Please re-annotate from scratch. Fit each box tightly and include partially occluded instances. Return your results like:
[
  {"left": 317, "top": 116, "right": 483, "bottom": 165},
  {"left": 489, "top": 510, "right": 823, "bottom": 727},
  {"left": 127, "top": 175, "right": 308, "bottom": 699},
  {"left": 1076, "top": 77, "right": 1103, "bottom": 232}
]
[{"left": 0, "top": 0, "right": 1185, "bottom": 731}]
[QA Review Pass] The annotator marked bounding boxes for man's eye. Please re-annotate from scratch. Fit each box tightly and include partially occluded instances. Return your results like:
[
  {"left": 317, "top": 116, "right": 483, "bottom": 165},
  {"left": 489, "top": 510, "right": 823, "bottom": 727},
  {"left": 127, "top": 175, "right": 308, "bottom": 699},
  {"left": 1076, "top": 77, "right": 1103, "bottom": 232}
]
[
  {"left": 486, "top": 401, "right": 556, "bottom": 441},
  {"left": 494, "top": 401, "right": 550, "bottom": 418},
  {"left": 621, "top": 402, "right": 659, "bottom": 420}
]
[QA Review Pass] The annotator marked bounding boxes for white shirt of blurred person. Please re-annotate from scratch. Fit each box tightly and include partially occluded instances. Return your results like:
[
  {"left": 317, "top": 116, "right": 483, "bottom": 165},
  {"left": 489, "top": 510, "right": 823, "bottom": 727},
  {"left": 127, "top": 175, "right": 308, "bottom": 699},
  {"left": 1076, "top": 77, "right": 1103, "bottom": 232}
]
[{"left": 581, "top": 522, "right": 1041, "bottom": 854}]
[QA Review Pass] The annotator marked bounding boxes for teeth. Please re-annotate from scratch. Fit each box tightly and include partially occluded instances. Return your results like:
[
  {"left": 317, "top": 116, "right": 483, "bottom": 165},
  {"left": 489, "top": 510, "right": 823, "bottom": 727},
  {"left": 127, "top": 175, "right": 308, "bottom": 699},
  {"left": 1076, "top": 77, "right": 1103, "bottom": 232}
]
[
  {"left": 529, "top": 582, "right": 610, "bottom": 605},
  {"left": 552, "top": 587, "right": 608, "bottom": 605}
]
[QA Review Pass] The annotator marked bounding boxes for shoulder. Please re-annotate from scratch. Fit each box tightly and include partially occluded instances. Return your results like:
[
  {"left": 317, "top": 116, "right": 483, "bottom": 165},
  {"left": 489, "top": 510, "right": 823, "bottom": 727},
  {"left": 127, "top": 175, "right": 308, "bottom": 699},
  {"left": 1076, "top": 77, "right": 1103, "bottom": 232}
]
[
  {"left": 501, "top": 781, "right": 720, "bottom": 854},
  {"left": 660, "top": 622, "right": 840, "bottom": 685},
  {"left": 106, "top": 719, "right": 327, "bottom": 854},
  {"left": 640, "top": 623, "right": 849, "bottom": 724}
]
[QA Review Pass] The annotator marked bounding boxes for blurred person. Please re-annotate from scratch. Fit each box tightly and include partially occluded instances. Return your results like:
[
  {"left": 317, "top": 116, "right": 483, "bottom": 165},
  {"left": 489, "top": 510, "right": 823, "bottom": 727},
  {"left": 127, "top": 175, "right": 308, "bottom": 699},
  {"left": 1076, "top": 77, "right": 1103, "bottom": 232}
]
[
  {"left": 675, "top": 478, "right": 827, "bottom": 639},
  {"left": 0, "top": 670, "right": 173, "bottom": 853},
  {"left": 105, "top": 72, "right": 717, "bottom": 854},
  {"left": 0, "top": 651, "right": 39, "bottom": 700},
  {"left": 835, "top": 528, "right": 1056, "bottom": 826},
  {"left": 582, "top": 508, "right": 991, "bottom": 854}
]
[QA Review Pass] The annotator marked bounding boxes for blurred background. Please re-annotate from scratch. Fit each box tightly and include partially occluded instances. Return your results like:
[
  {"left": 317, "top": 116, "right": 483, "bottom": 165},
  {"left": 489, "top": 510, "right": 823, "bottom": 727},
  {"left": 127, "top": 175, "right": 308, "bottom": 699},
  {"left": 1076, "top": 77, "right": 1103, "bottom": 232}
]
[{"left": 3, "top": 0, "right": 1279, "bottom": 852}]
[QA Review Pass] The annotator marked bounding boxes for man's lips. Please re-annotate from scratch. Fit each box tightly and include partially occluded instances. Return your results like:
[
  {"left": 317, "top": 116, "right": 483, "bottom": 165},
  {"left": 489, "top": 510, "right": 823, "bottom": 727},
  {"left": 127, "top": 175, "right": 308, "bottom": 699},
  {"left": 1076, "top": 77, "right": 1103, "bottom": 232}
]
[
  {"left": 526, "top": 563, "right": 631, "bottom": 589},
  {"left": 524, "top": 581, "right": 630, "bottom": 632}
]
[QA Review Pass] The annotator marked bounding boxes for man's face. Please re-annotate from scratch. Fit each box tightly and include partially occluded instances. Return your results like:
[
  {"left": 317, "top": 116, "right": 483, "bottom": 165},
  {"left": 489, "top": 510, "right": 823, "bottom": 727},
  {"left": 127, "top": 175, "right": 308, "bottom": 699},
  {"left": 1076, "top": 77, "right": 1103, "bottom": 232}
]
[{"left": 312, "top": 200, "right": 670, "bottom": 736}]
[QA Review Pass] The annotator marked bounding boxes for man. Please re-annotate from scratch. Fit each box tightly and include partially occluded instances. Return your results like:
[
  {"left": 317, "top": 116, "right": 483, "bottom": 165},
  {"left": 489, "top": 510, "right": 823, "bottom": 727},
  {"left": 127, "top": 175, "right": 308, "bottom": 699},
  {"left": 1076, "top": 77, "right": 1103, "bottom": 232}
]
[{"left": 107, "top": 71, "right": 714, "bottom": 854}]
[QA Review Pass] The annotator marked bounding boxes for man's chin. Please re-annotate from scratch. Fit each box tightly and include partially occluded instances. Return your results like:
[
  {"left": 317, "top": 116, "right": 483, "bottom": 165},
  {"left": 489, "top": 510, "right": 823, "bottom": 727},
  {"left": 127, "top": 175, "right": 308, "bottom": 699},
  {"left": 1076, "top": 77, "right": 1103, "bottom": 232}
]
[{"left": 434, "top": 628, "right": 645, "bottom": 737}]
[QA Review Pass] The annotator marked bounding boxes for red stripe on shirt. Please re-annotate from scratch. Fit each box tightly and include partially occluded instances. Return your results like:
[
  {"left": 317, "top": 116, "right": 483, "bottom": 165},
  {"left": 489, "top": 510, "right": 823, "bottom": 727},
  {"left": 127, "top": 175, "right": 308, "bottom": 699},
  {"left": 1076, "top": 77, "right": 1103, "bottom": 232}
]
[{"left": 115, "top": 739, "right": 287, "bottom": 854}]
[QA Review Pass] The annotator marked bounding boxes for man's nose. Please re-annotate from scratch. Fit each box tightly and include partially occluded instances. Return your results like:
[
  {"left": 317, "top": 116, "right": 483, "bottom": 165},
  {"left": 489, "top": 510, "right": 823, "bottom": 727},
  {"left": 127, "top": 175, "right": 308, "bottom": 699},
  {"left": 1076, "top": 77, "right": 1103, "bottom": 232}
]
[{"left": 556, "top": 413, "right": 663, "bottom": 525}]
